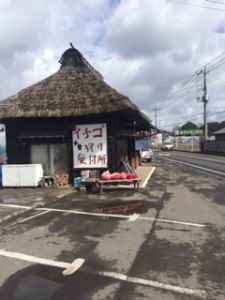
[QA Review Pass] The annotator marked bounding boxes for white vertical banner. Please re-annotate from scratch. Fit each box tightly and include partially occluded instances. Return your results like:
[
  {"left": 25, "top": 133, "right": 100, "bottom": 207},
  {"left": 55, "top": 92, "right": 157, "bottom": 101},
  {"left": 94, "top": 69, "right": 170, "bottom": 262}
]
[
  {"left": 72, "top": 123, "right": 108, "bottom": 169},
  {"left": 0, "top": 124, "right": 7, "bottom": 164}
]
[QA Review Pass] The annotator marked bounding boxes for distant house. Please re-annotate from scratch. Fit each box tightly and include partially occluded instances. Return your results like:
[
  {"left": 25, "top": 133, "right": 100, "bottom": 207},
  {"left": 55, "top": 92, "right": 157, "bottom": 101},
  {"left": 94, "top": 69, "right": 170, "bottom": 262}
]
[
  {"left": 214, "top": 127, "right": 225, "bottom": 142},
  {"left": 207, "top": 122, "right": 222, "bottom": 137},
  {"left": 203, "top": 127, "right": 225, "bottom": 155},
  {"left": 181, "top": 121, "right": 199, "bottom": 130},
  {"left": 178, "top": 122, "right": 202, "bottom": 136}
]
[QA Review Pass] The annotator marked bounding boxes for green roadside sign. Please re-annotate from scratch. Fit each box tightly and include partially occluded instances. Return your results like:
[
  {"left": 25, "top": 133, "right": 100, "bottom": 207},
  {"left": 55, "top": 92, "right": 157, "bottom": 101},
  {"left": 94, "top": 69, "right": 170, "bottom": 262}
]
[{"left": 179, "top": 129, "right": 203, "bottom": 136}]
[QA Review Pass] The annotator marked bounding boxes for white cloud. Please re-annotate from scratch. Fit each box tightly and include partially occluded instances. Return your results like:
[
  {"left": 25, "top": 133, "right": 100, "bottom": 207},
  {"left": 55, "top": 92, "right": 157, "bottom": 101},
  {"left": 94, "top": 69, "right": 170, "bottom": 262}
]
[
  {"left": 100, "top": 0, "right": 225, "bottom": 128},
  {"left": 0, "top": 0, "right": 225, "bottom": 128}
]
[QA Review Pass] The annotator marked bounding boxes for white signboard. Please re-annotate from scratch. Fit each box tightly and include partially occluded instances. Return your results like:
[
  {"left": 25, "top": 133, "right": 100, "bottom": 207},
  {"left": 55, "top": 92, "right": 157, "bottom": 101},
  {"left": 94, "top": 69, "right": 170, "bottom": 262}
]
[{"left": 72, "top": 123, "right": 107, "bottom": 169}]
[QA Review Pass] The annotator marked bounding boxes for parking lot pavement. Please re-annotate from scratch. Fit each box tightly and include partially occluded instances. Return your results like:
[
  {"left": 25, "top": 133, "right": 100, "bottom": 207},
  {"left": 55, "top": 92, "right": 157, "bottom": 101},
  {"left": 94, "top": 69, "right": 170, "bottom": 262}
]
[
  {"left": 0, "top": 170, "right": 164, "bottom": 300},
  {"left": 0, "top": 206, "right": 28, "bottom": 223},
  {"left": 0, "top": 187, "right": 158, "bottom": 233},
  {"left": 0, "top": 209, "right": 158, "bottom": 299},
  {"left": 0, "top": 187, "right": 75, "bottom": 226},
  {"left": 1, "top": 158, "right": 224, "bottom": 299},
  {"left": 0, "top": 187, "right": 74, "bottom": 208}
]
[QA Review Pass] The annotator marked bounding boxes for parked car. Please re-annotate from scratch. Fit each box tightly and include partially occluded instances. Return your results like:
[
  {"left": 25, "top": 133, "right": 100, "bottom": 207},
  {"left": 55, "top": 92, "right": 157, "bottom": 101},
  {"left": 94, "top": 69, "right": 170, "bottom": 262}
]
[
  {"left": 140, "top": 148, "right": 153, "bottom": 162},
  {"left": 161, "top": 142, "right": 174, "bottom": 151}
]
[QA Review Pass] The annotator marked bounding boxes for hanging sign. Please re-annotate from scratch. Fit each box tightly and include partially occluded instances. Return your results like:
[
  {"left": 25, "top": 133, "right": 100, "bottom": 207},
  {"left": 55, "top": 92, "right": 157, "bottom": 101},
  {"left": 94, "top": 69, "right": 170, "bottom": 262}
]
[{"left": 72, "top": 123, "right": 107, "bottom": 169}]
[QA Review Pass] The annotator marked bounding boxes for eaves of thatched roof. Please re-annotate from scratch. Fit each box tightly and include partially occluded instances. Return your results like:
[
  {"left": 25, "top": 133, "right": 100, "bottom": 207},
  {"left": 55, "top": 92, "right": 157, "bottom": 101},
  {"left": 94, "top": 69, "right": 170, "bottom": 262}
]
[{"left": 0, "top": 45, "right": 150, "bottom": 127}]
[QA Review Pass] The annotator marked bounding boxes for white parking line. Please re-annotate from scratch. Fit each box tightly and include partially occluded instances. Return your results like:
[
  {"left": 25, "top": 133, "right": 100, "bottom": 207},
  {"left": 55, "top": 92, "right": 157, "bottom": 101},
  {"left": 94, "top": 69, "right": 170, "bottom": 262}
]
[
  {"left": 37, "top": 207, "right": 206, "bottom": 227},
  {"left": 0, "top": 203, "right": 206, "bottom": 228},
  {"left": 165, "top": 158, "right": 225, "bottom": 177},
  {"left": 95, "top": 271, "right": 207, "bottom": 299},
  {"left": 0, "top": 203, "right": 31, "bottom": 210},
  {"left": 141, "top": 216, "right": 206, "bottom": 228},
  {"left": 0, "top": 248, "right": 207, "bottom": 298},
  {"left": 0, "top": 249, "right": 85, "bottom": 276},
  {"left": 18, "top": 210, "right": 51, "bottom": 224},
  {"left": 38, "top": 207, "right": 132, "bottom": 219},
  {"left": 128, "top": 213, "right": 140, "bottom": 222},
  {"left": 140, "top": 167, "right": 156, "bottom": 188},
  {"left": 37, "top": 208, "right": 207, "bottom": 227}
]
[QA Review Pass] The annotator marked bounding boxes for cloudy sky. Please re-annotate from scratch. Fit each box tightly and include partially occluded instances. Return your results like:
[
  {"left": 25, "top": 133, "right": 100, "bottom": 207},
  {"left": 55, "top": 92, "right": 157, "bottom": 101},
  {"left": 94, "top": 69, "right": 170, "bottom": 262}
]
[{"left": 1, "top": 0, "right": 225, "bottom": 129}]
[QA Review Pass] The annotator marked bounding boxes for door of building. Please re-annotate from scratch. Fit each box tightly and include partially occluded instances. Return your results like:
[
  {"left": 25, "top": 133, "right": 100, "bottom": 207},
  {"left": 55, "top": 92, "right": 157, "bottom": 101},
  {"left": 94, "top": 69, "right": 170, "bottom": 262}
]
[{"left": 31, "top": 144, "right": 69, "bottom": 175}]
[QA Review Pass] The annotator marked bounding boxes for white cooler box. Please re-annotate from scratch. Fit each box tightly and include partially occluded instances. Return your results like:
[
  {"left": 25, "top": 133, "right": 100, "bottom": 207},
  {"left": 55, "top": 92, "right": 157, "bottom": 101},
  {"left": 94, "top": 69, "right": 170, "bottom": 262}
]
[{"left": 2, "top": 164, "right": 43, "bottom": 187}]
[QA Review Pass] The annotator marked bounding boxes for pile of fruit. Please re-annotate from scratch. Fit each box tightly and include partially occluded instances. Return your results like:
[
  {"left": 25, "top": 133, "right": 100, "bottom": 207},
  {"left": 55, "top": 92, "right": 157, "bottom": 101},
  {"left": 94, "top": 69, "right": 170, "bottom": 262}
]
[{"left": 101, "top": 170, "right": 138, "bottom": 180}]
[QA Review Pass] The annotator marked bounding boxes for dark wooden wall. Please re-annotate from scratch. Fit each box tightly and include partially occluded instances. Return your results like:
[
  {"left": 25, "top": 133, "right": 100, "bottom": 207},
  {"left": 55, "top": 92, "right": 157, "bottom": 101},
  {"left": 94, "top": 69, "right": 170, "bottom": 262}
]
[{"left": 3, "top": 112, "right": 136, "bottom": 176}]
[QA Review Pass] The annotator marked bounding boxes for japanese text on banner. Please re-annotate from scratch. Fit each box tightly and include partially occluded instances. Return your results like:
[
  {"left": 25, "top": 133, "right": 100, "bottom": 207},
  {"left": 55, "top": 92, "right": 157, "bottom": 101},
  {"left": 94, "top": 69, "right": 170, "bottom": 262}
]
[{"left": 72, "top": 123, "right": 107, "bottom": 169}]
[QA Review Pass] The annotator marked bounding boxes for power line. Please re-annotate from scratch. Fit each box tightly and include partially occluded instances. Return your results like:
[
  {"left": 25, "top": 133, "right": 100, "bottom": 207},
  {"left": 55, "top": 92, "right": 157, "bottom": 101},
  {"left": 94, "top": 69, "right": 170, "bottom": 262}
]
[
  {"left": 166, "top": 54, "right": 225, "bottom": 104},
  {"left": 207, "top": 57, "right": 225, "bottom": 73},
  {"left": 160, "top": 109, "right": 225, "bottom": 128},
  {"left": 205, "top": 0, "right": 225, "bottom": 5},
  {"left": 158, "top": 76, "right": 197, "bottom": 108},
  {"left": 196, "top": 52, "right": 225, "bottom": 139},
  {"left": 161, "top": 52, "right": 225, "bottom": 102},
  {"left": 158, "top": 74, "right": 224, "bottom": 115},
  {"left": 169, "top": 0, "right": 225, "bottom": 11},
  {"left": 160, "top": 114, "right": 203, "bottom": 127},
  {"left": 160, "top": 53, "right": 225, "bottom": 103},
  {"left": 194, "top": 50, "right": 225, "bottom": 75},
  {"left": 161, "top": 105, "right": 225, "bottom": 122},
  {"left": 160, "top": 52, "right": 225, "bottom": 110},
  {"left": 208, "top": 77, "right": 225, "bottom": 88},
  {"left": 154, "top": 51, "right": 225, "bottom": 126},
  {"left": 196, "top": 67, "right": 208, "bottom": 139}
]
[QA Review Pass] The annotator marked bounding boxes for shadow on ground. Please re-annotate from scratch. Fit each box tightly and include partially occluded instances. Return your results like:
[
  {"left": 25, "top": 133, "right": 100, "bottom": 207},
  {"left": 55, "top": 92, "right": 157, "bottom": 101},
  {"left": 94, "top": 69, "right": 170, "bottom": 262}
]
[
  {"left": 0, "top": 264, "right": 115, "bottom": 300},
  {"left": 198, "top": 226, "right": 225, "bottom": 291}
]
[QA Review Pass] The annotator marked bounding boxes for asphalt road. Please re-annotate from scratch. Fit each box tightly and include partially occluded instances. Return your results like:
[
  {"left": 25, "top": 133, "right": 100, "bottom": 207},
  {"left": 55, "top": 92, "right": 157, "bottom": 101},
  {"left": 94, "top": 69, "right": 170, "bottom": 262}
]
[
  {"left": 0, "top": 155, "right": 225, "bottom": 299},
  {"left": 163, "top": 151, "right": 225, "bottom": 175}
]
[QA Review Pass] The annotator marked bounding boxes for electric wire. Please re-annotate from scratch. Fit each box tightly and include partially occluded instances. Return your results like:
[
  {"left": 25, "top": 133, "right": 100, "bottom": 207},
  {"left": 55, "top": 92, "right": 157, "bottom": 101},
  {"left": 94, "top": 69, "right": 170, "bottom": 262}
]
[
  {"left": 160, "top": 109, "right": 225, "bottom": 128},
  {"left": 169, "top": 0, "right": 225, "bottom": 11},
  {"left": 205, "top": 0, "right": 225, "bottom": 5},
  {"left": 153, "top": 49, "right": 225, "bottom": 129}
]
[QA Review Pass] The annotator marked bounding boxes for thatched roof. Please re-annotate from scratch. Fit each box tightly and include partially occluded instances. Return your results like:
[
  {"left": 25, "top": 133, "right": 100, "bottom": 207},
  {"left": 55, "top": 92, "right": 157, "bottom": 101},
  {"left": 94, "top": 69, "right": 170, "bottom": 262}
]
[{"left": 0, "top": 45, "right": 149, "bottom": 127}]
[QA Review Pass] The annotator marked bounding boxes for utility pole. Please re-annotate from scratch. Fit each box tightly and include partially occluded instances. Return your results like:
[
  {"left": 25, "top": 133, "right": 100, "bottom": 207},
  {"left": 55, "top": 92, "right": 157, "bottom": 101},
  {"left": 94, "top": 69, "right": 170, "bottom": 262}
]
[
  {"left": 202, "top": 66, "right": 208, "bottom": 141},
  {"left": 153, "top": 107, "right": 160, "bottom": 129},
  {"left": 196, "top": 66, "right": 208, "bottom": 141}
]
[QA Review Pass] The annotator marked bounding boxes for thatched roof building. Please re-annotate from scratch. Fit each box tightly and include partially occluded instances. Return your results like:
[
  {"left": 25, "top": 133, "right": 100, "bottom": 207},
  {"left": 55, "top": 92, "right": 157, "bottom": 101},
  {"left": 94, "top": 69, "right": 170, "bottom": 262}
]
[
  {"left": 0, "top": 45, "right": 149, "bottom": 128},
  {"left": 0, "top": 45, "right": 151, "bottom": 178}
]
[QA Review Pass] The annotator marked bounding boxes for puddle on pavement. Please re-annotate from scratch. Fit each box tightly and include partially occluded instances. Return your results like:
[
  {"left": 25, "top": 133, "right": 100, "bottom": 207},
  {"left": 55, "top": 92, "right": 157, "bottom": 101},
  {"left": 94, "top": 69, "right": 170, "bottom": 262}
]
[{"left": 96, "top": 200, "right": 153, "bottom": 215}]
